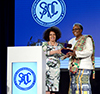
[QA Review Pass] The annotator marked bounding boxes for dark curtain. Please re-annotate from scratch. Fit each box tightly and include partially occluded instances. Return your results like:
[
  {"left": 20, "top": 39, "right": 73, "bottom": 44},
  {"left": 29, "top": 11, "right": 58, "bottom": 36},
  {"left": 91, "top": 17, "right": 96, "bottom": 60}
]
[{"left": 0, "top": 0, "right": 14, "bottom": 94}]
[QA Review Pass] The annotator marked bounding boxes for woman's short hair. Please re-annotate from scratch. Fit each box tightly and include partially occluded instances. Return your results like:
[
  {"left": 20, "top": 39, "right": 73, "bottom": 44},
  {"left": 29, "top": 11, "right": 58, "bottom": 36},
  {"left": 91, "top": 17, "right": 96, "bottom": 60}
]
[
  {"left": 73, "top": 23, "right": 83, "bottom": 31},
  {"left": 43, "top": 26, "right": 61, "bottom": 41}
]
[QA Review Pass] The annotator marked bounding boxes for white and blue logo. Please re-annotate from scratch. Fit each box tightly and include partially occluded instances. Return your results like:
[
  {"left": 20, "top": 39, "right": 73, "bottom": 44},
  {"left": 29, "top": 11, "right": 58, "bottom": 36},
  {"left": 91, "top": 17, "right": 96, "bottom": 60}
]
[
  {"left": 31, "top": 0, "right": 66, "bottom": 27},
  {"left": 14, "top": 67, "right": 36, "bottom": 91}
]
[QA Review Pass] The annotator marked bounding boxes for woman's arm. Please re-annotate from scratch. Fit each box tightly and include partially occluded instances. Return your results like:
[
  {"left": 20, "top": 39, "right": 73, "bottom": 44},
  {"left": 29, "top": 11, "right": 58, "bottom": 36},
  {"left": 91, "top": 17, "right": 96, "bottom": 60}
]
[
  {"left": 42, "top": 42, "right": 62, "bottom": 56},
  {"left": 68, "top": 37, "right": 93, "bottom": 58}
]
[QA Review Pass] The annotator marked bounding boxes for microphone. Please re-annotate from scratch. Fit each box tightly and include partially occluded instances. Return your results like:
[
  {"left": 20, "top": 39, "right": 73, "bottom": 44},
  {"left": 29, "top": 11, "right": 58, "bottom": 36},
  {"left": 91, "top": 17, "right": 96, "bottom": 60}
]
[
  {"left": 27, "top": 36, "right": 33, "bottom": 46},
  {"left": 64, "top": 43, "right": 72, "bottom": 48},
  {"left": 30, "top": 36, "right": 33, "bottom": 41}
]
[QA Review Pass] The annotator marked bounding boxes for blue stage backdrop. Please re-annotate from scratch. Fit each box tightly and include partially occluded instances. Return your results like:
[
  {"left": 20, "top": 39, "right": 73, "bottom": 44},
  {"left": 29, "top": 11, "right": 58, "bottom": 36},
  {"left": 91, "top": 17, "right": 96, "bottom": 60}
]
[{"left": 15, "top": 0, "right": 100, "bottom": 68}]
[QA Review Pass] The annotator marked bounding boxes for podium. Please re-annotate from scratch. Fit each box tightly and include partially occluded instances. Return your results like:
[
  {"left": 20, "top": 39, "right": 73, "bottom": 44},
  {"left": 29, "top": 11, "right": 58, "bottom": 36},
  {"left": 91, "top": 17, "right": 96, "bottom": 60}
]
[{"left": 7, "top": 46, "right": 46, "bottom": 94}]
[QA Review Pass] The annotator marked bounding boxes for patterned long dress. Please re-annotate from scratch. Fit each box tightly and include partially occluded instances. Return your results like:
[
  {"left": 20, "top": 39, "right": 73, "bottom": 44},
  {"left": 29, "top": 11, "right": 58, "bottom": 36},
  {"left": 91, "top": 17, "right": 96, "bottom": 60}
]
[{"left": 42, "top": 42, "right": 64, "bottom": 92}]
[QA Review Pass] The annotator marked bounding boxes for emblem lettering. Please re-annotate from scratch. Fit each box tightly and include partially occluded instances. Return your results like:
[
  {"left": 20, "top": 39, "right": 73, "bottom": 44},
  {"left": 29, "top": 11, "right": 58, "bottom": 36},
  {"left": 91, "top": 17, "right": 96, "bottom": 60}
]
[
  {"left": 18, "top": 72, "right": 31, "bottom": 85},
  {"left": 40, "top": 1, "right": 58, "bottom": 19}
]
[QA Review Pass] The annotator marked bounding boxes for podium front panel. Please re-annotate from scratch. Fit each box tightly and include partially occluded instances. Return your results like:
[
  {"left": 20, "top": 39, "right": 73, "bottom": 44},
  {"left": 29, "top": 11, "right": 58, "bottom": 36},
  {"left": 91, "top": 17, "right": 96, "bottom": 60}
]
[
  {"left": 12, "top": 62, "right": 37, "bottom": 94},
  {"left": 7, "top": 46, "right": 46, "bottom": 94}
]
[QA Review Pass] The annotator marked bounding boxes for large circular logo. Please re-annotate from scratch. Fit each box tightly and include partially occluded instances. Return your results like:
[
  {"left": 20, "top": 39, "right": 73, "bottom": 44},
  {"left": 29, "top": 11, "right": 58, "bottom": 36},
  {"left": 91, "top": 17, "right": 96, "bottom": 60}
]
[
  {"left": 14, "top": 67, "right": 36, "bottom": 91},
  {"left": 31, "top": 0, "right": 66, "bottom": 27}
]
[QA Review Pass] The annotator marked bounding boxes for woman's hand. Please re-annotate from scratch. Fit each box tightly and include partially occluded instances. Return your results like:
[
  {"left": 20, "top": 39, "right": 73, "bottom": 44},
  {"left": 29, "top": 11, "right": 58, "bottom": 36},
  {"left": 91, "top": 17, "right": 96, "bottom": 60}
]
[
  {"left": 56, "top": 49, "right": 62, "bottom": 54},
  {"left": 50, "top": 49, "right": 62, "bottom": 55},
  {"left": 63, "top": 53, "right": 70, "bottom": 59},
  {"left": 68, "top": 51, "right": 76, "bottom": 57}
]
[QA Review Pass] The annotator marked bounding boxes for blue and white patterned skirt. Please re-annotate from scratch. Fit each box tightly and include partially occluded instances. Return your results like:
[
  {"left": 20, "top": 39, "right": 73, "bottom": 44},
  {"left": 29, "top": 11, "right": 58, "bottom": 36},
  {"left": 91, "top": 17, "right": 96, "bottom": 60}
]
[{"left": 68, "top": 69, "right": 92, "bottom": 94}]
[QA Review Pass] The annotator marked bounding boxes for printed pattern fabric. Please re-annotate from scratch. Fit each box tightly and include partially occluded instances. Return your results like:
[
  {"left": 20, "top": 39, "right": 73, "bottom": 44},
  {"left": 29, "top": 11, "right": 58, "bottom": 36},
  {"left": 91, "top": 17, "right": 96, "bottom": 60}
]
[
  {"left": 42, "top": 42, "right": 64, "bottom": 91},
  {"left": 68, "top": 69, "right": 92, "bottom": 94},
  {"left": 70, "top": 35, "right": 95, "bottom": 77},
  {"left": 69, "top": 35, "right": 88, "bottom": 74}
]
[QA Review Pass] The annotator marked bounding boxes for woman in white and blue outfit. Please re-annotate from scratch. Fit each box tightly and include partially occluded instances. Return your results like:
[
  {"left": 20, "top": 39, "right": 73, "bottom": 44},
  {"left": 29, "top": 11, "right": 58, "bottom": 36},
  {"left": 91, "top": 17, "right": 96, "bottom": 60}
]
[{"left": 67, "top": 23, "right": 95, "bottom": 94}]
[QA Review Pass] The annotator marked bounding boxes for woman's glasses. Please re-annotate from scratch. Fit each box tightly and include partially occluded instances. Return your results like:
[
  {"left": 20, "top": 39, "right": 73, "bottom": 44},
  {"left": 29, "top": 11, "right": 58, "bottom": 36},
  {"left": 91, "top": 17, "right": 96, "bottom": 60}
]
[{"left": 72, "top": 28, "right": 80, "bottom": 31}]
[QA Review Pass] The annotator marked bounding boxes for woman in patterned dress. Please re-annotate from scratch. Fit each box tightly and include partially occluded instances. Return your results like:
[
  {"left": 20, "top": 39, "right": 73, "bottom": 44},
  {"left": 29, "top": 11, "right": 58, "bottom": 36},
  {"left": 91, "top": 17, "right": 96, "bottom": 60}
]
[{"left": 42, "top": 26, "right": 68, "bottom": 94}]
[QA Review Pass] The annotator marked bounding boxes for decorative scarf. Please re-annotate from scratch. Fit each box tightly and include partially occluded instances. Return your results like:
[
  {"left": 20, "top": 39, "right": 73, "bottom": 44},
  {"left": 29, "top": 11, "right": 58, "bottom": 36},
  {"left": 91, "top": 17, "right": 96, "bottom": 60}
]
[{"left": 69, "top": 35, "right": 95, "bottom": 79}]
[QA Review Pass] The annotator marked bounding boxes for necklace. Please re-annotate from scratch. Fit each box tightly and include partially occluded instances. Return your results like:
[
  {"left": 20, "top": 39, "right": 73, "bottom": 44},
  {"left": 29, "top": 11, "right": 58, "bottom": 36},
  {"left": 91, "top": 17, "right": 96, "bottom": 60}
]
[{"left": 49, "top": 41, "right": 56, "bottom": 46}]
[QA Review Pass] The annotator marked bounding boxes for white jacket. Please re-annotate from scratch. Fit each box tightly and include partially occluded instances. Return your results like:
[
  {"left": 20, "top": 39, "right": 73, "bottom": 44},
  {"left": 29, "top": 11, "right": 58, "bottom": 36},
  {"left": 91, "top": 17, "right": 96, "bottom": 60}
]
[{"left": 68, "top": 36, "right": 93, "bottom": 70}]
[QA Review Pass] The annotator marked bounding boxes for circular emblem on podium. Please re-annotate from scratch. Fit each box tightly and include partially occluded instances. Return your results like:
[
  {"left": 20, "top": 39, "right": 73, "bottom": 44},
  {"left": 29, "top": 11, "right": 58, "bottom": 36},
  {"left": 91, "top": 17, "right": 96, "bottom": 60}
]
[
  {"left": 31, "top": 0, "right": 66, "bottom": 27},
  {"left": 14, "top": 67, "right": 36, "bottom": 90}
]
